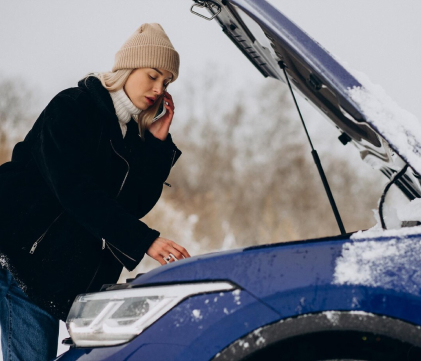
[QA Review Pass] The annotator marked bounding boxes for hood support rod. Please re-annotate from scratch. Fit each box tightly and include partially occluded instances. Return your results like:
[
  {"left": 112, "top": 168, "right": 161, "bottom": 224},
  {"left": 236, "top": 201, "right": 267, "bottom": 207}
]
[{"left": 279, "top": 61, "right": 346, "bottom": 236}]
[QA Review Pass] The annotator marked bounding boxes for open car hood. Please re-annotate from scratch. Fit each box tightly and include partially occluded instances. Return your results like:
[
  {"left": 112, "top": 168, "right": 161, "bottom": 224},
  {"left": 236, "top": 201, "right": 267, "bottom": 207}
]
[{"left": 193, "top": 0, "right": 421, "bottom": 199}]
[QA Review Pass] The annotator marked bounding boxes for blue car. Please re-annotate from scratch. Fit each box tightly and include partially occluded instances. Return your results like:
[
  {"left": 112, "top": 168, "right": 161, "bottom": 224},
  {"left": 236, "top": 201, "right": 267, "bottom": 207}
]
[{"left": 55, "top": 0, "right": 421, "bottom": 360}]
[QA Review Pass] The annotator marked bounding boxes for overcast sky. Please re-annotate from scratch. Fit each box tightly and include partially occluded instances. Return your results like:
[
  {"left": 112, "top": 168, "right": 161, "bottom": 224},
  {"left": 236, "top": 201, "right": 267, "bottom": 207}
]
[{"left": 1, "top": 0, "right": 420, "bottom": 120}]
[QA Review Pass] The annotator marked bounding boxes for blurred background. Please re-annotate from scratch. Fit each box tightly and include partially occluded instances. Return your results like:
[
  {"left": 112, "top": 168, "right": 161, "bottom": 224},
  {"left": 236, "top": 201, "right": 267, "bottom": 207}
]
[{"left": 0, "top": 0, "right": 420, "bottom": 354}]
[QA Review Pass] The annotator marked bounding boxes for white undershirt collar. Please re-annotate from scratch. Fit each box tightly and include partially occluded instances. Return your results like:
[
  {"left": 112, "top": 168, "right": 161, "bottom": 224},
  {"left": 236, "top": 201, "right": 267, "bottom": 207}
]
[{"left": 109, "top": 88, "right": 142, "bottom": 138}]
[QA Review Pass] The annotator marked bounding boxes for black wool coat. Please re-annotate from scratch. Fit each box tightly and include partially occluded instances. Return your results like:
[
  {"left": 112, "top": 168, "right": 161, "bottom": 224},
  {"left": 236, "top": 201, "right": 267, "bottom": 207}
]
[{"left": 0, "top": 76, "right": 181, "bottom": 320}]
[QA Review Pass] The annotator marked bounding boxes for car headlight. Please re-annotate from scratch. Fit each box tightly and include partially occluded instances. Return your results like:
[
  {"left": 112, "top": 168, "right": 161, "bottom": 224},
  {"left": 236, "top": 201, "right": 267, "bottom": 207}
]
[{"left": 66, "top": 282, "right": 234, "bottom": 347}]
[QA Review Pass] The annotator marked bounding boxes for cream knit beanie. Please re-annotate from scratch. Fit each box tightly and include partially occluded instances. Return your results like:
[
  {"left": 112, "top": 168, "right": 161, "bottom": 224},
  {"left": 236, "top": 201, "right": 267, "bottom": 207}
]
[{"left": 112, "top": 23, "right": 180, "bottom": 81}]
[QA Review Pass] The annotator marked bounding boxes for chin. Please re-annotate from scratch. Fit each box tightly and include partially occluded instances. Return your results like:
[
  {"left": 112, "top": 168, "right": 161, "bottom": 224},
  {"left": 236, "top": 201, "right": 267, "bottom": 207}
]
[{"left": 136, "top": 102, "right": 149, "bottom": 111}]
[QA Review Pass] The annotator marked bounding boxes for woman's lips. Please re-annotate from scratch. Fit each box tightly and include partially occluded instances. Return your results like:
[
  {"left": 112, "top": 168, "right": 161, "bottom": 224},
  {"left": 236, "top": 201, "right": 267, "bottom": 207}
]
[{"left": 145, "top": 97, "right": 155, "bottom": 105}]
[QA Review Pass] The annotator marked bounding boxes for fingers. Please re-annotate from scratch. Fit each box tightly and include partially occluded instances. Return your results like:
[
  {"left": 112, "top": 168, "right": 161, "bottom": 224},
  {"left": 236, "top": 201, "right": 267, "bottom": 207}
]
[
  {"left": 162, "top": 252, "right": 178, "bottom": 263},
  {"left": 152, "top": 253, "right": 167, "bottom": 265},
  {"left": 168, "top": 248, "right": 184, "bottom": 260},
  {"left": 161, "top": 246, "right": 183, "bottom": 262},
  {"left": 164, "top": 91, "right": 173, "bottom": 102},
  {"left": 146, "top": 237, "right": 190, "bottom": 266},
  {"left": 164, "top": 92, "right": 175, "bottom": 111},
  {"left": 171, "top": 242, "right": 191, "bottom": 258},
  {"left": 151, "top": 252, "right": 176, "bottom": 265}
]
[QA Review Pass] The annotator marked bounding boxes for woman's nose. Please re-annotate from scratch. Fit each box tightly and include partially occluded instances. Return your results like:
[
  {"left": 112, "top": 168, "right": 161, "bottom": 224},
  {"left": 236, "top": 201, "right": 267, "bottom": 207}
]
[{"left": 153, "top": 84, "right": 164, "bottom": 96}]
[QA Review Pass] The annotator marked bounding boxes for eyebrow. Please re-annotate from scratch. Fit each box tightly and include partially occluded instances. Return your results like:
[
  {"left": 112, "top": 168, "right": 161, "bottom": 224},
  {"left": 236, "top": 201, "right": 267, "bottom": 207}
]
[{"left": 152, "top": 68, "right": 172, "bottom": 81}]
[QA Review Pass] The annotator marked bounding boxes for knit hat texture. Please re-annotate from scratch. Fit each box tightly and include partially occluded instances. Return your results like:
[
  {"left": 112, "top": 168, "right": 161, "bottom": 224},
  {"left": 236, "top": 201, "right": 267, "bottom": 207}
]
[{"left": 112, "top": 23, "right": 180, "bottom": 81}]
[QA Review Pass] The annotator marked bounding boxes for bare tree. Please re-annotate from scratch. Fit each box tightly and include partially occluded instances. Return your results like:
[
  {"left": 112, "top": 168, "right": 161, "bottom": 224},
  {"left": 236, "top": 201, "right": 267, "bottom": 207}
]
[
  {"left": 140, "top": 74, "right": 385, "bottom": 266},
  {"left": 0, "top": 73, "right": 388, "bottom": 284},
  {"left": 0, "top": 75, "right": 34, "bottom": 164}
]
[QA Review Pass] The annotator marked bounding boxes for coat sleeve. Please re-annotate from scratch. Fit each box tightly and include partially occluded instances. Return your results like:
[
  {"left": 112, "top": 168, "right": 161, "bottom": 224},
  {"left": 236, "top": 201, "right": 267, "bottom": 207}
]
[
  {"left": 142, "top": 130, "right": 182, "bottom": 183},
  {"left": 130, "top": 130, "right": 182, "bottom": 219},
  {"left": 31, "top": 92, "right": 159, "bottom": 271}
]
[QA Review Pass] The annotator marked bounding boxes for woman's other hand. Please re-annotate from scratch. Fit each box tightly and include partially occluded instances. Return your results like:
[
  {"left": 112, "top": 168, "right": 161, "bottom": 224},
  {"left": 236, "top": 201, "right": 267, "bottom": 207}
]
[
  {"left": 148, "top": 91, "right": 175, "bottom": 141},
  {"left": 146, "top": 237, "right": 190, "bottom": 265}
]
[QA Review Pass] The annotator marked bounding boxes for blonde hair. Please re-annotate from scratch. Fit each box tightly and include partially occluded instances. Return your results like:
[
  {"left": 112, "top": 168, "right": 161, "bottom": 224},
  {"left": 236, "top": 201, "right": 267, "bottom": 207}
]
[{"left": 88, "top": 69, "right": 163, "bottom": 139}]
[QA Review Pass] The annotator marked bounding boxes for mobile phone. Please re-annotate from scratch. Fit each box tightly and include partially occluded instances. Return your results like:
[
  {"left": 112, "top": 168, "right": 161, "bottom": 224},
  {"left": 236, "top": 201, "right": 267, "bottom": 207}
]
[{"left": 154, "top": 96, "right": 167, "bottom": 121}]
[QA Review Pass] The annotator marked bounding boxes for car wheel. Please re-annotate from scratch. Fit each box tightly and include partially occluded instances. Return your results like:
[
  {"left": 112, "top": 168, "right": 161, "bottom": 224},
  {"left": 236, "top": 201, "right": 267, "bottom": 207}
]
[
  {"left": 213, "top": 311, "right": 421, "bottom": 361},
  {"left": 245, "top": 330, "right": 421, "bottom": 361}
]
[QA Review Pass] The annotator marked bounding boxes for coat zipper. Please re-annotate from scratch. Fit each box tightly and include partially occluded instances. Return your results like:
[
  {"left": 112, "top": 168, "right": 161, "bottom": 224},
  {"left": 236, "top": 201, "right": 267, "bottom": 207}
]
[
  {"left": 29, "top": 212, "right": 63, "bottom": 254},
  {"left": 102, "top": 140, "right": 136, "bottom": 263},
  {"left": 164, "top": 149, "right": 177, "bottom": 188},
  {"left": 29, "top": 139, "right": 128, "bottom": 256},
  {"left": 110, "top": 140, "right": 130, "bottom": 197},
  {"left": 103, "top": 238, "right": 136, "bottom": 261},
  {"left": 86, "top": 140, "right": 133, "bottom": 290},
  {"left": 104, "top": 243, "right": 126, "bottom": 268}
]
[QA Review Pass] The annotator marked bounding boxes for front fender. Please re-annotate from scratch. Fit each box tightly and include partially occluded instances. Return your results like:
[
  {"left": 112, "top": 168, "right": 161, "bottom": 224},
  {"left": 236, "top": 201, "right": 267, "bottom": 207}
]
[{"left": 135, "top": 234, "right": 421, "bottom": 326}]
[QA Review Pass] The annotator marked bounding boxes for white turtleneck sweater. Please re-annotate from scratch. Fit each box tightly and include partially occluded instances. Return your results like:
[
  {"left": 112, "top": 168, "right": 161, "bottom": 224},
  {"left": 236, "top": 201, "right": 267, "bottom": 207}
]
[{"left": 109, "top": 88, "right": 142, "bottom": 138}]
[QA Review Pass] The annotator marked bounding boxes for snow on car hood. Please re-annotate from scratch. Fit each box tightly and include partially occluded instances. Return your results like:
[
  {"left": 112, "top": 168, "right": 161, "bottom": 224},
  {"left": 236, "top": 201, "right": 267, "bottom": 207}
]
[
  {"left": 204, "top": 0, "right": 421, "bottom": 198},
  {"left": 347, "top": 69, "right": 421, "bottom": 176},
  {"left": 333, "top": 235, "right": 421, "bottom": 295}
]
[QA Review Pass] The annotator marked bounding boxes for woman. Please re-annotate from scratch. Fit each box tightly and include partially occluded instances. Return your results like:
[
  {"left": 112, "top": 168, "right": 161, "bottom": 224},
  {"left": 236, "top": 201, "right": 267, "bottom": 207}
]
[{"left": 0, "top": 23, "right": 190, "bottom": 360}]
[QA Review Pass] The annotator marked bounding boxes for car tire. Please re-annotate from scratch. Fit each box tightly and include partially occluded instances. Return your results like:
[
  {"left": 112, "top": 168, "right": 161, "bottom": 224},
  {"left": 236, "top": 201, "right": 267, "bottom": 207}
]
[{"left": 213, "top": 311, "right": 421, "bottom": 361}]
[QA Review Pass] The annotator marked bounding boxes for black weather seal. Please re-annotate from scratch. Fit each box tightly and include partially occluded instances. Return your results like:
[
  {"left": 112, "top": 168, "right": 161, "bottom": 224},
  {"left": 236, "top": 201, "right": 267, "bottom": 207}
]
[
  {"left": 379, "top": 164, "right": 409, "bottom": 230},
  {"left": 279, "top": 60, "right": 346, "bottom": 235},
  {"left": 222, "top": 26, "right": 268, "bottom": 78},
  {"left": 380, "top": 167, "right": 418, "bottom": 200},
  {"left": 224, "top": 1, "right": 256, "bottom": 43}
]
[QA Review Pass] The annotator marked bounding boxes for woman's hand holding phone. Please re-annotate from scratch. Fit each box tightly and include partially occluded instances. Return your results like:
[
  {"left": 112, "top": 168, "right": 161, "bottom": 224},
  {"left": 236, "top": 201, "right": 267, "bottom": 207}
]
[{"left": 148, "top": 91, "right": 174, "bottom": 141}]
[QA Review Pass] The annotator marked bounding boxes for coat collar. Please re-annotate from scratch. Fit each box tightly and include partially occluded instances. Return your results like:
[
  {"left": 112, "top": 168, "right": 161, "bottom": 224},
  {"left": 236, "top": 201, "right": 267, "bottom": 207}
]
[{"left": 77, "top": 76, "right": 129, "bottom": 158}]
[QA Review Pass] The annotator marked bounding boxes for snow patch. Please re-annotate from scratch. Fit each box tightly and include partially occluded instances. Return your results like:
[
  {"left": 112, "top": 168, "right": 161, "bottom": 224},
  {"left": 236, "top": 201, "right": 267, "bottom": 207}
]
[
  {"left": 323, "top": 311, "right": 374, "bottom": 325},
  {"left": 349, "top": 310, "right": 375, "bottom": 317},
  {"left": 256, "top": 336, "right": 265, "bottom": 346},
  {"left": 252, "top": 328, "right": 266, "bottom": 346},
  {"left": 238, "top": 340, "right": 249, "bottom": 349},
  {"left": 347, "top": 196, "right": 421, "bottom": 244},
  {"left": 232, "top": 289, "right": 241, "bottom": 305},
  {"left": 295, "top": 296, "right": 306, "bottom": 313},
  {"left": 351, "top": 297, "right": 360, "bottom": 308},
  {"left": 397, "top": 198, "right": 421, "bottom": 222},
  {"left": 192, "top": 309, "right": 202, "bottom": 320},
  {"left": 347, "top": 70, "right": 421, "bottom": 175},
  {"left": 324, "top": 311, "right": 340, "bottom": 325},
  {"left": 222, "top": 306, "right": 236, "bottom": 315},
  {"left": 351, "top": 223, "right": 421, "bottom": 240},
  {"left": 333, "top": 238, "right": 421, "bottom": 295},
  {"left": 0, "top": 254, "right": 9, "bottom": 268}
]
